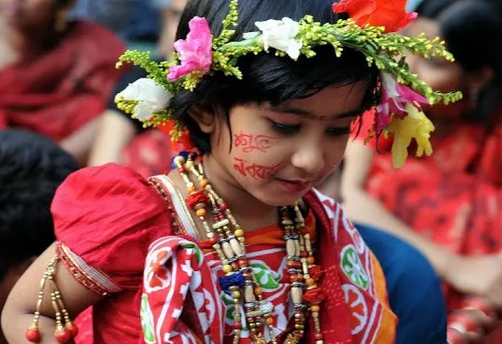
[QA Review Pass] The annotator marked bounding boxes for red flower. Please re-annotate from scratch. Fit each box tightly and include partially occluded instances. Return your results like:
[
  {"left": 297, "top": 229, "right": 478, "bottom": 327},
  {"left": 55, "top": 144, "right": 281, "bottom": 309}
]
[
  {"left": 332, "top": 0, "right": 417, "bottom": 33},
  {"left": 158, "top": 120, "right": 194, "bottom": 154}
]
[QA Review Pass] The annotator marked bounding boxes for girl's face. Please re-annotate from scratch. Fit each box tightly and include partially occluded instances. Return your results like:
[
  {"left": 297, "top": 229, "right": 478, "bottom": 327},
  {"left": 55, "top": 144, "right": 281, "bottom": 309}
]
[
  {"left": 0, "top": 0, "right": 56, "bottom": 31},
  {"left": 200, "top": 83, "right": 367, "bottom": 207}
]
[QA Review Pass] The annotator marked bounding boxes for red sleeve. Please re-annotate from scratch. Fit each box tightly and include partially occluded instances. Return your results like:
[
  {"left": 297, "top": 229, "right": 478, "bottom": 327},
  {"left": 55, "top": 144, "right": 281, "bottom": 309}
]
[
  {"left": 351, "top": 110, "right": 393, "bottom": 153},
  {"left": 52, "top": 163, "right": 171, "bottom": 291}
]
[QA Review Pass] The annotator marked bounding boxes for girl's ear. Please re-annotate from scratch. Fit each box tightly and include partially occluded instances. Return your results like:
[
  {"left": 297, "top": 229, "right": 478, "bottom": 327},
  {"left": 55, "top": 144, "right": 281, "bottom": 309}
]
[{"left": 187, "top": 105, "right": 217, "bottom": 134}]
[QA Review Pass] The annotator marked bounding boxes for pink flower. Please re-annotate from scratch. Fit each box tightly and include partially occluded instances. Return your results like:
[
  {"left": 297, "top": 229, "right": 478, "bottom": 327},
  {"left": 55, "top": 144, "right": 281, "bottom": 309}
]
[
  {"left": 375, "top": 73, "right": 428, "bottom": 132},
  {"left": 168, "top": 17, "right": 213, "bottom": 81}
]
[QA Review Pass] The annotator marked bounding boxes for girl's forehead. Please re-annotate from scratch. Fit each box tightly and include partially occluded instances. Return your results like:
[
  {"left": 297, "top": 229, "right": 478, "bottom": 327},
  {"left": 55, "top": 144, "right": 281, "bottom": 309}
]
[{"left": 271, "top": 83, "right": 367, "bottom": 119}]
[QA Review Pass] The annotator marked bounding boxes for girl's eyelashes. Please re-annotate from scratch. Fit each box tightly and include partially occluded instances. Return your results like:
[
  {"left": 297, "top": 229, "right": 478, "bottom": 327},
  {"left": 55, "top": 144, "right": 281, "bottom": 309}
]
[
  {"left": 326, "top": 126, "right": 351, "bottom": 136},
  {"left": 267, "top": 119, "right": 301, "bottom": 135},
  {"left": 266, "top": 119, "right": 351, "bottom": 137},
  {"left": 268, "top": 118, "right": 351, "bottom": 136}
]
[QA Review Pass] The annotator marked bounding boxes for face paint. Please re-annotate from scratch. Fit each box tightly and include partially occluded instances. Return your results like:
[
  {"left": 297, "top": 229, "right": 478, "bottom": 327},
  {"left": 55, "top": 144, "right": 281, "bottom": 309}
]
[
  {"left": 233, "top": 157, "right": 280, "bottom": 180},
  {"left": 234, "top": 132, "right": 277, "bottom": 153}
]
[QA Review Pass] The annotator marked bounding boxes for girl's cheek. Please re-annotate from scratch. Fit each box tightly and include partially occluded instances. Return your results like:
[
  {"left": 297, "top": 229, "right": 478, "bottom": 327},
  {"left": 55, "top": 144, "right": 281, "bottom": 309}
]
[{"left": 231, "top": 131, "right": 281, "bottom": 180}]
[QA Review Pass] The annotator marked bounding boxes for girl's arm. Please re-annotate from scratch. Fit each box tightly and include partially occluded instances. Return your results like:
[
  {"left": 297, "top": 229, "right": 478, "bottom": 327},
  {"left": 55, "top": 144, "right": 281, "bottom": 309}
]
[
  {"left": 341, "top": 140, "right": 455, "bottom": 279},
  {"left": 1, "top": 243, "right": 103, "bottom": 344}
]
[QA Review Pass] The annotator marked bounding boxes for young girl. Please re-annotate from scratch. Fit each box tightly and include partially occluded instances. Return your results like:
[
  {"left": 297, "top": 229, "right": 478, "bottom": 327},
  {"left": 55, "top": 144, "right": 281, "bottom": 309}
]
[{"left": 1, "top": 0, "right": 459, "bottom": 343}]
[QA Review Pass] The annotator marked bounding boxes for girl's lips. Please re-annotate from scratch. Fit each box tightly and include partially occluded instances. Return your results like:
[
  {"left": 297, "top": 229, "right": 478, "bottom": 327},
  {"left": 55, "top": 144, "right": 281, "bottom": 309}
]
[{"left": 277, "top": 178, "right": 310, "bottom": 193}]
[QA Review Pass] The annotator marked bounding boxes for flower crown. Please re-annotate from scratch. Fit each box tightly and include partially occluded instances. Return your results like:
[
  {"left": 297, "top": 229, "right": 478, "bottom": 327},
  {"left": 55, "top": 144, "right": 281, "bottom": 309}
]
[{"left": 115, "top": 0, "right": 462, "bottom": 168}]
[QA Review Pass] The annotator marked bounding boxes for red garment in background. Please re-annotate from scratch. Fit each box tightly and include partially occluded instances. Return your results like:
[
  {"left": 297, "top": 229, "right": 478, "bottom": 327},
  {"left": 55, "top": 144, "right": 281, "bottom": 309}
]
[
  {"left": 0, "top": 20, "right": 125, "bottom": 141},
  {"left": 357, "top": 113, "right": 502, "bottom": 260},
  {"left": 123, "top": 130, "right": 173, "bottom": 178},
  {"left": 355, "top": 112, "right": 502, "bottom": 340}
]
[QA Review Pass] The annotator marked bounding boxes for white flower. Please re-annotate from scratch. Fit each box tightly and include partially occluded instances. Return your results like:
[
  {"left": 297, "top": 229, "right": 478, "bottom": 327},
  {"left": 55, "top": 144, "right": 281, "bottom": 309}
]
[
  {"left": 115, "top": 78, "right": 171, "bottom": 121},
  {"left": 254, "top": 17, "right": 303, "bottom": 60}
]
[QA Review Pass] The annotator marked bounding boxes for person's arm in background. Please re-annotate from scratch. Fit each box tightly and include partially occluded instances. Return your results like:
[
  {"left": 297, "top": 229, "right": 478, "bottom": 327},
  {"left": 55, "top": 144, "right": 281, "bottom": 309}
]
[
  {"left": 154, "top": 0, "right": 186, "bottom": 58},
  {"left": 60, "top": 117, "right": 102, "bottom": 166},
  {"left": 87, "top": 110, "right": 137, "bottom": 166},
  {"left": 341, "top": 139, "right": 502, "bottom": 310},
  {"left": 341, "top": 140, "right": 454, "bottom": 278},
  {"left": 87, "top": 64, "right": 149, "bottom": 167},
  {"left": 88, "top": 0, "right": 187, "bottom": 167}
]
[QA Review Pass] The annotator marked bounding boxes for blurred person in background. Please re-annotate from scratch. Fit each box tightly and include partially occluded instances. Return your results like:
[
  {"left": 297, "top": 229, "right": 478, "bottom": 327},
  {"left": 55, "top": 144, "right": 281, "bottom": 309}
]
[
  {"left": 87, "top": 0, "right": 188, "bottom": 177},
  {"left": 0, "top": 129, "right": 78, "bottom": 344},
  {"left": 72, "top": 0, "right": 183, "bottom": 55},
  {"left": 0, "top": 0, "right": 125, "bottom": 165},
  {"left": 339, "top": 0, "right": 502, "bottom": 342}
]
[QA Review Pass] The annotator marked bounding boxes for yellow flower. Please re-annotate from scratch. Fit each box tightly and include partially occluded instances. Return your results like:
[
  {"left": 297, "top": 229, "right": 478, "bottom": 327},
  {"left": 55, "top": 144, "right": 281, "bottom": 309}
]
[{"left": 385, "top": 103, "right": 435, "bottom": 168}]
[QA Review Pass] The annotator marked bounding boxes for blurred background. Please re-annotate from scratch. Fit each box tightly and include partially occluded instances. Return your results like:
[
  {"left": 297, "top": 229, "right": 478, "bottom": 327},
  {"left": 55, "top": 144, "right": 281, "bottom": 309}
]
[{"left": 2, "top": 0, "right": 502, "bottom": 343}]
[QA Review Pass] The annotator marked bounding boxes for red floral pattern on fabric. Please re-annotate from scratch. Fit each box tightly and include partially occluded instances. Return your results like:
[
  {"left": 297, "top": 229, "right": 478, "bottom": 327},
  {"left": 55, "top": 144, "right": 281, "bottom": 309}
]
[
  {"left": 363, "top": 120, "right": 502, "bottom": 314},
  {"left": 52, "top": 165, "right": 395, "bottom": 343},
  {"left": 141, "top": 193, "right": 397, "bottom": 344}
]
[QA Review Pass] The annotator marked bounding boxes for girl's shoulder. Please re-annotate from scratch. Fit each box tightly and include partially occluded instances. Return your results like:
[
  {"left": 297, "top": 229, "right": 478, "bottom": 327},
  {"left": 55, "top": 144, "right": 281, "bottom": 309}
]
[
  {"left": 52, "top": 164, "right": 174, "bottom": 286},
  {"left": 52, "top": 163, "right": 169, "bottom": 233}
]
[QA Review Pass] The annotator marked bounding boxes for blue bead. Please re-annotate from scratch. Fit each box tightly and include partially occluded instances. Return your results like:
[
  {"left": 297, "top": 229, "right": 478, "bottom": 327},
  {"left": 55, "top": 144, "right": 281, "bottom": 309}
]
[{"left": 219, "top": 271, "right": 245, "bottom": 292}]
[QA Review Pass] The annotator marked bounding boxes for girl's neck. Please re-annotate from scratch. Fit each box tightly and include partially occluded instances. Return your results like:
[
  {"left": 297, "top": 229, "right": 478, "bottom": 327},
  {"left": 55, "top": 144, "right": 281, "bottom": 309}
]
[
  {"left": 203, "top": 154, "right": 280, "bottom": 232},
  {"left": 168, "top": 153, "right": 280, "bottom": 236}
]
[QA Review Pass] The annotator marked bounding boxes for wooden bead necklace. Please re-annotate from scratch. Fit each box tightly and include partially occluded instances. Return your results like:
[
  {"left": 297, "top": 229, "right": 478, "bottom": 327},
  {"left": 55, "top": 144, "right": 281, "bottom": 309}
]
[{"left": 174, "top": 153, "right": 325, "bottom": 344}]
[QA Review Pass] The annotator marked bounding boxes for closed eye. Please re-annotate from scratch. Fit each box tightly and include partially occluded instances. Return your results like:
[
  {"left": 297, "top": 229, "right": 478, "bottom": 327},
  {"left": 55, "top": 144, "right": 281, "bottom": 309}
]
[
  {"left": 268, "top": 119, "right": 301, "bottom": 135},
  {"left": 326, "top": 127, "right": 351, "bottom": 136}
]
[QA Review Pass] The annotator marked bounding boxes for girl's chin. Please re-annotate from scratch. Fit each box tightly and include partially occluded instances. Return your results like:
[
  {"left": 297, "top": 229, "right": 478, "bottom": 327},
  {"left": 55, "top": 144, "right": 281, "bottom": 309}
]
[{"left": 258, "top": 189, "right": 311, "bottom": 207}]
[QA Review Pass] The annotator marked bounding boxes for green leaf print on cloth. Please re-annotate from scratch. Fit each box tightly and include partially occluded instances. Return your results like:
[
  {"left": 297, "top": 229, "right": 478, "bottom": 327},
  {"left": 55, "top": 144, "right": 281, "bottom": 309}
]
[
  {"left": 250, "top": 261, "right": 281, "bottom": 290},
  {"left": 141, "top": 293, "right": 156, "bottom": 343},
  {"left": 341, "top": 245, "right": 369, "bottom": 290}
]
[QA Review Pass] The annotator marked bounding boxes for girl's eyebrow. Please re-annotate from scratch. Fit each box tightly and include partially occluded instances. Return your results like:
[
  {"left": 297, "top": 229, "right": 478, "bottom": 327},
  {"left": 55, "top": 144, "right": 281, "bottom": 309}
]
[{"left": 269, "top": 105, "right": 362, "bottom": 120}]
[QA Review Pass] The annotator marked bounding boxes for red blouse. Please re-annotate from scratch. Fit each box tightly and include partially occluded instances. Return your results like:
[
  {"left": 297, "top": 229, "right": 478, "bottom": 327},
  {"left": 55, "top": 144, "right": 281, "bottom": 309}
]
[
  {"left": 52, "top": 164, "right": 172, "bottom": 343},
  {"left": 51, "top": 164, "right": 396, "bottom": 343}
]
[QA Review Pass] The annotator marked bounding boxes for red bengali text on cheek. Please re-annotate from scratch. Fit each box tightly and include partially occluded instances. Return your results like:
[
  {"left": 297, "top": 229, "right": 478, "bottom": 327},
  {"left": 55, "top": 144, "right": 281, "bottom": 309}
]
[
  {"left": 233, "top": 157, "right": 280, "bottom": 180},
  {"left": 233, "top": 132, "right": 277, "bottom": 153}
]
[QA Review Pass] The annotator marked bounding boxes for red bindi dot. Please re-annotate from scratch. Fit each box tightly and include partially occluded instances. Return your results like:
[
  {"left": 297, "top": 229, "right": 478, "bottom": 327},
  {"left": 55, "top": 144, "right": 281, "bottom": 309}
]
[{"left": 319, "top": 116, "right": 326, "bottom": 121}]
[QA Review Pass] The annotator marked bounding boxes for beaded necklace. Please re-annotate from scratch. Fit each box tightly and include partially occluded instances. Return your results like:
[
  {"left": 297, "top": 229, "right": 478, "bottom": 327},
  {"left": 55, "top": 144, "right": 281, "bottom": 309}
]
[{"left": 174, "top": 153, "right": 325, "bottom": 344}]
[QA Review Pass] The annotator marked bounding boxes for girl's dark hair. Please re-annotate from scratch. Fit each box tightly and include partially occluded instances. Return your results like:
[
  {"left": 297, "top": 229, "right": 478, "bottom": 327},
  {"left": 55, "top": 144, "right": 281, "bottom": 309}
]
[
  {"left": 416, "top": 0, "right": 502, "bottom": 124},
  {"left": 170, "top": 0, "right": 380, "bottom": 153}
]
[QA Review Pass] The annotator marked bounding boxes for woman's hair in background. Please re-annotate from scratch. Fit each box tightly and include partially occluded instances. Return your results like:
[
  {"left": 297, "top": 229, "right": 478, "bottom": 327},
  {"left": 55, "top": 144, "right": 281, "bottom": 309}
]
[
  {"left": 170, "top": 0, "right": 380, "bottom": 153},
  {"left": 0, "top": 130, "right": 78, "bottom": 280},
  {"left": 416, "top": 0, "right": 502, "bottom": 124},
  {"left": 54, "top": 0, "right": 74, "bottom": 9}
]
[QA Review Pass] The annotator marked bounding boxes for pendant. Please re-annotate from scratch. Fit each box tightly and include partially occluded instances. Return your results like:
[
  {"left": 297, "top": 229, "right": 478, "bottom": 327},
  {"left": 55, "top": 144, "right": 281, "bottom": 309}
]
[
  {"left": 252, "top": 333, "right": 267, "bottom": 344},
  {"left": 285, "top": 333, "right": 299, "bottom": 344}
]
